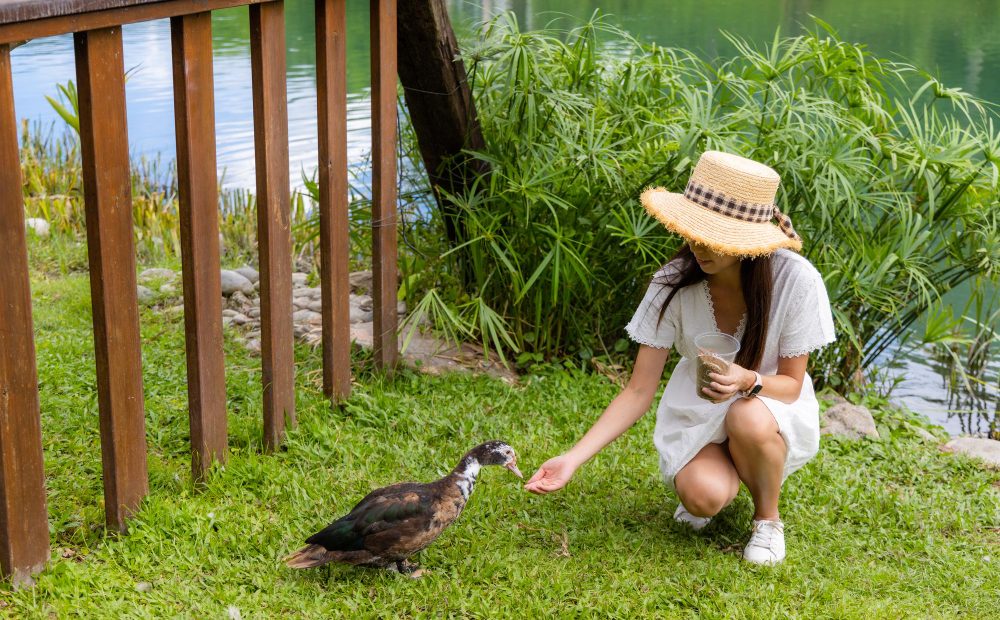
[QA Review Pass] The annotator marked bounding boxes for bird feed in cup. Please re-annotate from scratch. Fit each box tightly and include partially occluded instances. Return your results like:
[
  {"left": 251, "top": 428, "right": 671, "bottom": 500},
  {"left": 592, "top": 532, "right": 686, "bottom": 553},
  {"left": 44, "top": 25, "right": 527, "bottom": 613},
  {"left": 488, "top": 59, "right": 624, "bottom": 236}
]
[{"left": 694, "top": 332, "right": 740, "bottom": 400}]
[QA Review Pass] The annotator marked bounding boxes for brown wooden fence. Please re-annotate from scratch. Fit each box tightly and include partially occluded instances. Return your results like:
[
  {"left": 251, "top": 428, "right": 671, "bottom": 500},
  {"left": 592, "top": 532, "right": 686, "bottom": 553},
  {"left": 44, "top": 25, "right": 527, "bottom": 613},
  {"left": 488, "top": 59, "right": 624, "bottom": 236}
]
[{"left": 0, "top": 0, "right": 398, "bottom": 586}]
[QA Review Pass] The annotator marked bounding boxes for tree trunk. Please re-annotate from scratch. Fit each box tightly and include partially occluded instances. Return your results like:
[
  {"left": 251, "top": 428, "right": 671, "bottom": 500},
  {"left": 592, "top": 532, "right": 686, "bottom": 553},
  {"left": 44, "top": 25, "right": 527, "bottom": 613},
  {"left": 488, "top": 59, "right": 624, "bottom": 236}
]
[{"left": 396, "top": 0, "right": 486, "bottom": 283}]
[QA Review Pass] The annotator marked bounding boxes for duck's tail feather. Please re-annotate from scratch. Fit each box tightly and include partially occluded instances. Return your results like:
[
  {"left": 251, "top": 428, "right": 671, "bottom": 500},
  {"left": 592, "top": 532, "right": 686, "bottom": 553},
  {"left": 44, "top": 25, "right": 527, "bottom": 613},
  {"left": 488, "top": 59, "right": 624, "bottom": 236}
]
[{"left": 284, "top": 544, "right": 337, "bottom": 569}]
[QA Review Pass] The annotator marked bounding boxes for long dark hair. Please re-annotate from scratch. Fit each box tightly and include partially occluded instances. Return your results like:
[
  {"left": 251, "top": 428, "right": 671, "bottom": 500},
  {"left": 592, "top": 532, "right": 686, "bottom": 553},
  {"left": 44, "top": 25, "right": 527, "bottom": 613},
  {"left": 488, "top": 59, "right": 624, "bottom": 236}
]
[{"left": 654, "top": 245, "right": 773, "bottom": 371}]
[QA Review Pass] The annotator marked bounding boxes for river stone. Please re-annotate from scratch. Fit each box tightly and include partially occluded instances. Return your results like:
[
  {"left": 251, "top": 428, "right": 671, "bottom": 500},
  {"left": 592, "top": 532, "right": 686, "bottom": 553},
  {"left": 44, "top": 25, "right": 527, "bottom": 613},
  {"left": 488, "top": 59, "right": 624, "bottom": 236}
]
[
  {"left": 293, "top": 309, "right": 321, "bottom": 323},
  {"left": 220, "top": 270, "right": 253, "bottom": 295},
  {"left": 25, "top": 217, "right": 50, "bottom": 237},
  {"left": 292, "top": 272, "right": 308, "bottom": 287},
  {"left": 307, "top": 299, "right": 322, "bottom": 312},
  {"left": 138, "top": 267, "right": 175, "bottom": 283},
  {"left": 944, "top": 437, "right": 1000, "bottom": 468},
  {"left": 235, "top": 266, "right": 259, "bottom": 283},
  {"left": 349, "top": 270, "right": 372, "bottom": 292},
  {"left": 136, "top": 285, "right": 155, "bottom": 304},
  {"left": 353, "top": 294, "right": 373, "bottom": 312},
  {"left": 350, "top": 306, "right": 373, "bottom": 323},
  {"left": 159, "top": 283, "right": 177, "bottom": 295},
  {"left": 821, "top": 403, "right": 879, "bottom": 439}
]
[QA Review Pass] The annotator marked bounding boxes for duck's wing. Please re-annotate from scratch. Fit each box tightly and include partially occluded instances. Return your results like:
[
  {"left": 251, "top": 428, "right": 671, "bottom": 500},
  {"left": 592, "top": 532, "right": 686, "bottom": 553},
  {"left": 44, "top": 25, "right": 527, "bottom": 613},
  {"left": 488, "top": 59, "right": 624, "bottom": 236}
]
[{"left": 305, "top": 484, "right": 433, "bottom": 553}]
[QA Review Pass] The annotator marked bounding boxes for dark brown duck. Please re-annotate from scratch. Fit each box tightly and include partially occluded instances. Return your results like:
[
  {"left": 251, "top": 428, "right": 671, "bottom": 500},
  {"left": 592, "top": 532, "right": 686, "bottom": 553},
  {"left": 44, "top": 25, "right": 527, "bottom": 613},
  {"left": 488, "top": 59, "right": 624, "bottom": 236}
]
[{"left": 284, "top": 441, "right": 522, "bottom": 574}]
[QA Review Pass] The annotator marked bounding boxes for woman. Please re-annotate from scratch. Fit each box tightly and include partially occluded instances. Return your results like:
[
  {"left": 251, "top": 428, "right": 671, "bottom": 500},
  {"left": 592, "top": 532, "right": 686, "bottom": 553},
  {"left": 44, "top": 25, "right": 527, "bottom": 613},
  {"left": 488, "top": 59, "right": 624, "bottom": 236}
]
[{"left": 524, "top": 151, "right": 836, "bottom": 565}]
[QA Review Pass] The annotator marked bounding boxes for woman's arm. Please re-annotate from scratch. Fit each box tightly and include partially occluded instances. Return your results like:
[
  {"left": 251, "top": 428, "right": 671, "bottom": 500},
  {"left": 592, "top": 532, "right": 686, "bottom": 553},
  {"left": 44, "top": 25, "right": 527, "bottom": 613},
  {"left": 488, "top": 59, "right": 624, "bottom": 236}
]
[
  {"left": 524, "top": 345, "right": 670, "bottom": 494},
  {"left": 702, "top": 353, "right": 808, "bottom": 404}
]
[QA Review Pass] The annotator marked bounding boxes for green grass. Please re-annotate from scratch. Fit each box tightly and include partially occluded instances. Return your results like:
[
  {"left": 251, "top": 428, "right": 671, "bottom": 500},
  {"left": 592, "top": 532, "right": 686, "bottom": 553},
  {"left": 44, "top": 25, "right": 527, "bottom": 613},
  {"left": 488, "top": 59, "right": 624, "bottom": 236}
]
[{"left": 2, "top": 267, "right": 999, "bottom": 618}]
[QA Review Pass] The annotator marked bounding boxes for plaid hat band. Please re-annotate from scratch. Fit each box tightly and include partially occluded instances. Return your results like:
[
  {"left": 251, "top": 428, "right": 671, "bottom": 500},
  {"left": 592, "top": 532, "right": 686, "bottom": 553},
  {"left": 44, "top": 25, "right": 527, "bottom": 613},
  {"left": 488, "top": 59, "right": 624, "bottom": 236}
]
[{"left": 683, "top": 180, "right": 800, "bottom": 242}]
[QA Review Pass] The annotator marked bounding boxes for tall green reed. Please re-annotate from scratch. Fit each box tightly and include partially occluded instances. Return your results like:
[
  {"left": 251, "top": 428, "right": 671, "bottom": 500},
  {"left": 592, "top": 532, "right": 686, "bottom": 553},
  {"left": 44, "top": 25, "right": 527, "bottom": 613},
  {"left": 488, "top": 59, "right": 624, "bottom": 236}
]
[{"left": 413, "top": 12, "right": 998, "bottom": 390}]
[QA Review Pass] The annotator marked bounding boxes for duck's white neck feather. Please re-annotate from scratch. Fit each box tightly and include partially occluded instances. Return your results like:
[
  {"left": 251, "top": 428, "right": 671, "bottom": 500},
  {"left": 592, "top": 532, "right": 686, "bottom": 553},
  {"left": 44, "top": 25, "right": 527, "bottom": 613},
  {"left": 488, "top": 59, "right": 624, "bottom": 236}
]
[{"left": 455, "top": 459, "right": 480, "bottom": 499}]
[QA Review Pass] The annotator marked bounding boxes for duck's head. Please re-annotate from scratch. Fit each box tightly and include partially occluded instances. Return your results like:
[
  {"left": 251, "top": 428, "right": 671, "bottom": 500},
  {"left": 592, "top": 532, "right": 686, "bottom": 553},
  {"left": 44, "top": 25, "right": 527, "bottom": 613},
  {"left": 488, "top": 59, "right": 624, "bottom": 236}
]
[{"left": 471, "top": 440, "right": 522, "bottom": 478}]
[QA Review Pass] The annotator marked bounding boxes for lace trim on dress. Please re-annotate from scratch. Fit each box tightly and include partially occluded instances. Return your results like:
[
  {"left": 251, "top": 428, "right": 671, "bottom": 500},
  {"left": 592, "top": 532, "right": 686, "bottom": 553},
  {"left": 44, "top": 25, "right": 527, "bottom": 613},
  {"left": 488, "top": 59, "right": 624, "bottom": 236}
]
[
  {"left": 778, "top": 339, "right": 836, "bottom": 358},
  {"left": 625, "top": 321, "right": 671, "bottom": 350},
  {"left": 702, "top": 280, "right": 747, "bottom": 340}
]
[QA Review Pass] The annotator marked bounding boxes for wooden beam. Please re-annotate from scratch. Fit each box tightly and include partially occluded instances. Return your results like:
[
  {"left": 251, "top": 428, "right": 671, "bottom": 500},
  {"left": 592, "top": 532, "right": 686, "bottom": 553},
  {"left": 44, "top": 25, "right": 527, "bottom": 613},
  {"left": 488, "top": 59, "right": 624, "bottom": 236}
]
[
  {"left": 74, "top": 26, "right": 148, "bottom": 532},
  {"left": 171, "top": 12, "right": 227, "bottom": 481},
  {"left": 0, "top": 42, "right": 49, "bottom": 587},
  {"left": 315, "top": 0, "right": 350, "bottom": 402},
  {"left": 250, "top": 1, "right": 295, "bottom": 449},
  {"left": 370, "top": 0, "right": 398, "bottom": 371},
  {"left": 0, "top": 0, "right": 272, "bottom": 45}
]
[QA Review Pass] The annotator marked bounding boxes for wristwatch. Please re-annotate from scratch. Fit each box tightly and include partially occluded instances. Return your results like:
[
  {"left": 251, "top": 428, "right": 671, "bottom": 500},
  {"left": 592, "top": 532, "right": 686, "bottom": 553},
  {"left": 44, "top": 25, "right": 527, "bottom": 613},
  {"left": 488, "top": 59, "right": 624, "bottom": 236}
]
[{"left": 741, "top": 371, "right": 763, "bottom": 399}]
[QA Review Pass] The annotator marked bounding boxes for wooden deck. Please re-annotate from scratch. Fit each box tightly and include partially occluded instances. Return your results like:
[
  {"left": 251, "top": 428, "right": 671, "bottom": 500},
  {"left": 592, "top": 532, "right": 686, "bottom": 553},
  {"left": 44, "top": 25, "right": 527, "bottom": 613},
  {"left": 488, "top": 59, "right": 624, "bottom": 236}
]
[{"left": 0, "top": 0, "right": 399, "bottom": 586}]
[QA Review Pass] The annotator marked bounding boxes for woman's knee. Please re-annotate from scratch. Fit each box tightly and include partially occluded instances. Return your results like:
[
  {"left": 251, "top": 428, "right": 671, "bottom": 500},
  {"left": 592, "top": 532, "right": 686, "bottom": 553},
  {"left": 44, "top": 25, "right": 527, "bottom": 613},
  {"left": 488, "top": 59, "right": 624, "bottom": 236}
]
[
  {"left": 725, "top": 398, "right": 778, "bottom": 445},
  {"left": 675, "top": 476, "right": 737, "bottom": 517}
]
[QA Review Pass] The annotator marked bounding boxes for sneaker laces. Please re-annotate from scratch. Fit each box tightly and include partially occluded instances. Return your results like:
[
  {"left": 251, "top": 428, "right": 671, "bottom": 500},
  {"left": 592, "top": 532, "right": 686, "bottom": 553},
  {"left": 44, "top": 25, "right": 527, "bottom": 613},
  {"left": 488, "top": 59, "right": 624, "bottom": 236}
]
[{"left": 746, "top": 519, "right": 783, "bottom": 552}]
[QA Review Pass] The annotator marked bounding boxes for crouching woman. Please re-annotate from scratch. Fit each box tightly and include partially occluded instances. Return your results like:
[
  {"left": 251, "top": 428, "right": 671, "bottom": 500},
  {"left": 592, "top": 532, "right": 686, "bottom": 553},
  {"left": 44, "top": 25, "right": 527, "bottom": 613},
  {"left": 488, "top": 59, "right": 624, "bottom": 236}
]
[{"left": 524, "top": 151, "right": 836, "bottom": 565}]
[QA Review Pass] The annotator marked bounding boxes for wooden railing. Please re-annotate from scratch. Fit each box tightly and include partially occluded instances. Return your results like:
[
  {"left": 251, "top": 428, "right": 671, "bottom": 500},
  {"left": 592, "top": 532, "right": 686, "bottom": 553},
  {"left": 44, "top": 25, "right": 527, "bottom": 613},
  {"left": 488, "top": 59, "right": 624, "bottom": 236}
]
[{"left": 0, "top": 0, "right": 398, "bottom": 585}]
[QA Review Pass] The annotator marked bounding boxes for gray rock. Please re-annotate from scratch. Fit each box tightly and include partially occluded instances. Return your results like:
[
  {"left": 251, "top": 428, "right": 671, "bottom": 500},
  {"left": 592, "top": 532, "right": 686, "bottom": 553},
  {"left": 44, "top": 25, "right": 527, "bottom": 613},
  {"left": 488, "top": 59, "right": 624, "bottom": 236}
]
[
  {"left": 245, "top": 339, "right": 261, "bottom": 355},
  {"left": 944, "top": 437, "right": 1000, "bottom": 468},
  {"left": 231, "top": 313, "right": 250, "bottom": 326},
  {"left": 821, "top": 403, "right": 879, "bottom": 439},
  {"left": 159, "top": 283, "right": 177, "bottom": 295},
  {"left": 302, "top": 286, "right": 321, "bottom": 298},
  {"left": 135, "top": 581, "right": 153, "bottom": 593},
  {"left": 220, "top": 270, "right": 254, "bottom": 295},
  {"left": 352, "top": 294, "right": 373, "bottom": 312},
  {"left": 349, "top": 270, "right": 372, "bottom": 292},
  {"left": 235, "top": 266, "right": 259, "bottom": 283},
  {"left": 397, "top": 301, "right": 407, "bottom": 315},
  {"left": 222, "top": 309, "right": 240, "bottom": 318},
  {"left": 139, "top": 268, "right": 176, "bottom": 283},
  {"left": 293, "top": 309, "right": 321, "bottom": 323},
  {"left": 350, "top": 306, "right": 373, "bottom": 323},
  {"left": 307, "top": 300, "right": 322, "bottom": 312},
  {"left": 25, "top": 217, "right": 50, "bottom": 237},
  {"left": 247, "top": 308, "right": 261, "bottom": 319},
  {"left": 228, "top": 291, "right": 250, "bottom": 310},
  {"left": 136, "top": 285, "right": 155, "bottom": 304},
  {"left": 292, "top": 272, "right": 308, "bottom": 287},
  {"left": 292, "top": 297, "right": 310, "bottom": 309}
]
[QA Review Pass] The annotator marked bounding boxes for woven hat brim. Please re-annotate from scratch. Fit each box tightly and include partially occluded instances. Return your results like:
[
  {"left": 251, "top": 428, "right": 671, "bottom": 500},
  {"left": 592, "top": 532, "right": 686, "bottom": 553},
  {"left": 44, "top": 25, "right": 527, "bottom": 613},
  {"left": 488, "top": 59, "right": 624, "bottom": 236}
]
[{"left": 640, "top": 187, "right": 802, "bottom": 257}]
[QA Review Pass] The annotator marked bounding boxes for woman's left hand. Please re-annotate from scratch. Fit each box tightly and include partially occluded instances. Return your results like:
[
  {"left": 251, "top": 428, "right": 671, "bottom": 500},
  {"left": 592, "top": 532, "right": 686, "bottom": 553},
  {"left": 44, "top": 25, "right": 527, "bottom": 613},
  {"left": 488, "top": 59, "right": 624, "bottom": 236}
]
[{"left": 703, "top": 363, "right": 755, "bottom": 402}]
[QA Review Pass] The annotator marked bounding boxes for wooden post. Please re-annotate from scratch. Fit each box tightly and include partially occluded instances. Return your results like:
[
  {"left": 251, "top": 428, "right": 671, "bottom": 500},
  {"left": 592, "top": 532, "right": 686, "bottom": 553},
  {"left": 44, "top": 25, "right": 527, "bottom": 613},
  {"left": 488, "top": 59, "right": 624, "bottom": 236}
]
[
  {"left": 370, "top": 0, "right": 398, "bottom": 371},
  {"left": 316, "top": 0, "right": 351, "bottom": 402},
  {"left": 75, "top": 26, "right": 149, "bottom": 532},
  {"left": 0, "top": 43, "right": 49, "bottom": 586},
  {"left": 250, "top": 1, "right": 295, "bottom": 449},
  {"left": 171, "top": 12, "right": 228, "bottom": 481}
]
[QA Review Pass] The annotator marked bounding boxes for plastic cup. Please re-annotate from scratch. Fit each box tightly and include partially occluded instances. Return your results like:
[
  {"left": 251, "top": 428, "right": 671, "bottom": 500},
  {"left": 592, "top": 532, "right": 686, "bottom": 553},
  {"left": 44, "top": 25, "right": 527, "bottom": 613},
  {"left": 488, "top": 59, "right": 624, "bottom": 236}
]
[{"left": 693, "top": 332, "right": 740, "bottom": 400}]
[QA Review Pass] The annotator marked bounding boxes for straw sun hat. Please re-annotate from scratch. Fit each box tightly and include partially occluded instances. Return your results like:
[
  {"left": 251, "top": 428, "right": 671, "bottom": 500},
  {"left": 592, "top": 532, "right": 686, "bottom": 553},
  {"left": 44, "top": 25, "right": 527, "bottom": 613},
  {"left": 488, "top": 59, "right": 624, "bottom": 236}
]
[{"left": 640, "top": 151, "right": 802, "bottom": 257}]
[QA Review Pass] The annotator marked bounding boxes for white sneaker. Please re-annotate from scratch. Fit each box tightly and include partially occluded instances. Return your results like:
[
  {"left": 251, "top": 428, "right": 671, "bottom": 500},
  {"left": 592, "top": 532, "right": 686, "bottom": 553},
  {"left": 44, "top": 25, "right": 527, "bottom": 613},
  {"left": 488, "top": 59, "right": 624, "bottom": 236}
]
[
  {"left": 743, "top": 519, "right": 785, "bottom": 565},
  {"left": 673, "top": 503, "right": 711, "bottom": 531}
]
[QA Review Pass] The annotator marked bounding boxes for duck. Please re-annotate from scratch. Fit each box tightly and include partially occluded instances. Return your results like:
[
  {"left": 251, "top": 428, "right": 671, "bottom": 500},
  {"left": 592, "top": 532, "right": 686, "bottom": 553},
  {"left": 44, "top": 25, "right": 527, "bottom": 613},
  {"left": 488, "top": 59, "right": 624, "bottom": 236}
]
[{"left": 284, "top": 440, "right": 522, "bottom": 574}]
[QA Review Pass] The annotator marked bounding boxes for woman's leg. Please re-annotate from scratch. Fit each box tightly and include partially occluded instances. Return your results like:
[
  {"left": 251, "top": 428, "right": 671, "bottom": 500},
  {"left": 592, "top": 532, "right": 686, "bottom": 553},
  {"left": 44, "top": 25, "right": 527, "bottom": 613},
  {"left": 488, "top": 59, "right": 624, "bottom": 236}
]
[
  {"left": 673, "top": 442, "right": 740, "bottom": 518},
  {"left": 725, "top": 398, "right": 787, "bottom": 521}
]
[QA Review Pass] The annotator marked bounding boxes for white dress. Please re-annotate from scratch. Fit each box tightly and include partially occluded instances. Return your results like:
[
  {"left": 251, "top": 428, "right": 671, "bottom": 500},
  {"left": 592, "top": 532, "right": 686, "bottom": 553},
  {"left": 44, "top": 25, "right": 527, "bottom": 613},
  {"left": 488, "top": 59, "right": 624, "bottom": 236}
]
[{"left": 625, "top": 249, "right": 837, "bottom": 488}]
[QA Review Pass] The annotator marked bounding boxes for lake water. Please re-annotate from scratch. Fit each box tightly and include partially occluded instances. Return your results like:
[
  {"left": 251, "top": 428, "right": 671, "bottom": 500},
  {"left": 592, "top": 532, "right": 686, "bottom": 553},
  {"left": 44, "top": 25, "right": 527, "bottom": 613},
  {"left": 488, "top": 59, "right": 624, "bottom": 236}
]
[{"left": 8, "top": 0, "right": 997, "bottom": 434}]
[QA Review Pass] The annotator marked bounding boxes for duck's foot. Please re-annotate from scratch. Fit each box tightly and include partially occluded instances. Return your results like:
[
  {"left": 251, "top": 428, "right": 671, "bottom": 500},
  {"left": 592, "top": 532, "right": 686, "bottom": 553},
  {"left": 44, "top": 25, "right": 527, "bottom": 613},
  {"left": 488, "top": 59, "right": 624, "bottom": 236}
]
[{"left": 394, "top": 559, "right": 420, "bottom": 574}]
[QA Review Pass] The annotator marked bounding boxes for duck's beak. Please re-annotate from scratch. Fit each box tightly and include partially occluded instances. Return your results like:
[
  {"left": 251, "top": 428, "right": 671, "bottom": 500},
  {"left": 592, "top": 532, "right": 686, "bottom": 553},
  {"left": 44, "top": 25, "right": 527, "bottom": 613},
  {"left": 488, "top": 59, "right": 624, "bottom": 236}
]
[{"left": 505, "top": 459, "right": 523, "bottom": 478}]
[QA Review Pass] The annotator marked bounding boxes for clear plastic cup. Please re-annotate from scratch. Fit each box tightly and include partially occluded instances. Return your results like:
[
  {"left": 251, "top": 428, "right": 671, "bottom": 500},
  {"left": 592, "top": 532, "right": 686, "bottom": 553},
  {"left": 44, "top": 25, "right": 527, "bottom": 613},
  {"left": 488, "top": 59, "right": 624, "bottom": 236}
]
[{"left": 693, "top": 332, "right": 740, "bottom": 400}]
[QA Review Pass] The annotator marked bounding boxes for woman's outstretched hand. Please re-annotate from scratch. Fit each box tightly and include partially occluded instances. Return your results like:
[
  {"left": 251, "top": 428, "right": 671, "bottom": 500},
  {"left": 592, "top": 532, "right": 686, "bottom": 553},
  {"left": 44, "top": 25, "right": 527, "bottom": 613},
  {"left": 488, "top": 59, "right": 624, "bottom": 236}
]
[{"left": 523, "top": 454, "right": 579, "bottom": 494}]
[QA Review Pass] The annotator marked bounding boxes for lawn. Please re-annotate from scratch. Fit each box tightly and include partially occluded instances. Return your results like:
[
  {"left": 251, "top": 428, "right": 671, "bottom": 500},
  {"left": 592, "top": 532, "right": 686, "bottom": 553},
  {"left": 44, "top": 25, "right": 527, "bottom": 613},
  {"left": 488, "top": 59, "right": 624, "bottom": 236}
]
[{"left": 3, "top": 264, "right": 999, "bottom": 618}]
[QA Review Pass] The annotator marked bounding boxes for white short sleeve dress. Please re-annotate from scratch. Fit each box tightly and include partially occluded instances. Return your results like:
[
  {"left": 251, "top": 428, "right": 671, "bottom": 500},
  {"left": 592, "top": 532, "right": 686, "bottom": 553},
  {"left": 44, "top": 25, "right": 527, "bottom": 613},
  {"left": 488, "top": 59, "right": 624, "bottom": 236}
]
[{"left": 625, "top": 249, "right": 837, "bottom": 488}]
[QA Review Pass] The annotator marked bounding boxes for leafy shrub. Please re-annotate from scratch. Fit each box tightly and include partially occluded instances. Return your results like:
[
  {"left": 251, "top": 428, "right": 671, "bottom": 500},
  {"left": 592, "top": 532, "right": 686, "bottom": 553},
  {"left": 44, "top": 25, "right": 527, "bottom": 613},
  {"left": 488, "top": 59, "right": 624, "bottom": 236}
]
[{"left": 414, "top": 12, "right": 999, "bottom": 389}]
